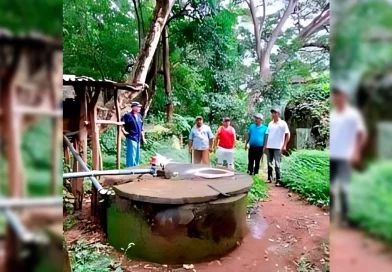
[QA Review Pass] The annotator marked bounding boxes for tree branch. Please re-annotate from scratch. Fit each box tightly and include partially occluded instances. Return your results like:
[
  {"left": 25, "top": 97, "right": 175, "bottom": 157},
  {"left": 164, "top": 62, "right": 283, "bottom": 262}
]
[
  {"left": 302, "top": 42, "right": 330, "bottom": 51},
  {"left": 298, "top": 2, "right": 330, "bottom": 41}
]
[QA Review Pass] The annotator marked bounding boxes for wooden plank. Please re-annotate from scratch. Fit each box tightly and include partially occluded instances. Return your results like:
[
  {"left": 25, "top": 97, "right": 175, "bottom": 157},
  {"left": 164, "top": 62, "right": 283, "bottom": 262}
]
[
  {"left": 95, "top": 120, "right": 124, "bottom": 125},
  {"left": 63, "top": 143, "right": 71, "bottom": 166},
  {"left": 114, "top": 89, "right": 122, "bottom": 169},
  {"left": 14, "top": 105, "right": 62, "bottom": 116},
  {"left": 71, "top": 138, "right": 83, "bottom": 210},
  {"left": 89, "top": 88, "right": 101, "bottom": 219},
  {"left": 51, "top": 116, "right": 61, "bottom": 195}
]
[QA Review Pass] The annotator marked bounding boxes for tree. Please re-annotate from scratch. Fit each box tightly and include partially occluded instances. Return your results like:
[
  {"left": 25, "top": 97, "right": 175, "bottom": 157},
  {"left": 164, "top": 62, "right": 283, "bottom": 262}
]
[{"left": 244, "top": 0, "right": 330, "bottom": 112}]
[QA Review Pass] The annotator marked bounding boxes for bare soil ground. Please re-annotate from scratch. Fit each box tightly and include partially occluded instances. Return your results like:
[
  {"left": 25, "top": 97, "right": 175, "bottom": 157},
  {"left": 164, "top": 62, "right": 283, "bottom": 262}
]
[{"left": 330, "top": 227, "right": 392, "bottom": 272}]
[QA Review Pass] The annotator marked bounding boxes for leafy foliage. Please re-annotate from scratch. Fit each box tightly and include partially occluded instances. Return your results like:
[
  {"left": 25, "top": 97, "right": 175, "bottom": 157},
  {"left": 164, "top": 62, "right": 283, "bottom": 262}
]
[
  {"left": 350, "top": 161, "right": 392, "bottom": 244},
  {"left": 285, "top": 73, "right": 330, "bottom": 147},
  {"left": 281, "top": 150, "right": 330, "bottom": 207},
  {"left": 69, "top": 240, "right": 115, "bottom": 272}
]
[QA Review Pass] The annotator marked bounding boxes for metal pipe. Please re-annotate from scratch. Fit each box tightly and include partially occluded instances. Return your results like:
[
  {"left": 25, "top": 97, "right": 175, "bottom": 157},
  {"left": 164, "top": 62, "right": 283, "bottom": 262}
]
[
  {"left": 4, "top": 209, "right": 35, "bottom": 243},
  {"left": 63, "top": 135, "right": 104, "bottom": 193},
  {"left": 0, "top": 197, "right": 62, "bottom": 209},
  {"left": 63, "top": 168, "right": 153, "bottom": 179}
]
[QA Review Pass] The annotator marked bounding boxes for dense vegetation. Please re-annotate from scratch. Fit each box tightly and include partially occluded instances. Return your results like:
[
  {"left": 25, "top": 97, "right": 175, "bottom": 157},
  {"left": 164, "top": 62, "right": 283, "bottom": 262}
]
[
  {"left": 350, "top": 162, "right": 392, "bottom": 244},
  {"left": 281, "top": 150, "right": 330, "bottom": 207}
]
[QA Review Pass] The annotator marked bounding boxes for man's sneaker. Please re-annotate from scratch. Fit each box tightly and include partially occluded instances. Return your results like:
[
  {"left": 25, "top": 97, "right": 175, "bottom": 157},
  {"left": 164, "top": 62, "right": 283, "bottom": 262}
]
[{"left": 275, "top": 181, "right": 282, "bottom": 187}]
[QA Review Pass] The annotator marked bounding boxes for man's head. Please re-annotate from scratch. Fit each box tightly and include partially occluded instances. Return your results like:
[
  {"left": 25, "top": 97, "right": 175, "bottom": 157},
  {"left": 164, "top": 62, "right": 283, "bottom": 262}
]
[
  {"left": 195, "top": 116, "right": 203, "bottom": 127},
  {"left": 254, "top": 113, "right": 263, "bottom": 125},
  {"left": 131, "top": 101, "right": 142, "bottom": 113},
  {"left": 332, "top": 87, "right": 349, "bottom": 110},
  {"left": 222, "top": 117, "right": 231, "bottom": 127},
  {"left": 270, "top": 108, "right": 281, "bottom": 121}
]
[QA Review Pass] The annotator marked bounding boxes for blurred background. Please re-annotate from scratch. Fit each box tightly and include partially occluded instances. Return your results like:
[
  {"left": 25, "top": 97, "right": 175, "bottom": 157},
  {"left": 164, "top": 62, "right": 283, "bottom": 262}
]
[
  {"left": 0, "top": 0, "right": 63, "bottom": 271},
  {"left": 331, "top": 0, "right": 392, "bottom": 271}
]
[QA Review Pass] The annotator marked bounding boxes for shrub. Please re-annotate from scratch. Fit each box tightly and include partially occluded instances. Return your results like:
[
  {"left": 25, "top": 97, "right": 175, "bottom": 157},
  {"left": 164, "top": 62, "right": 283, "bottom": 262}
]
[
  {"left": 281, "top": 150, "right": 330, "bottom": 207},
  {"left": 350, "top": 161, "right": 392, "bottom": 243}
]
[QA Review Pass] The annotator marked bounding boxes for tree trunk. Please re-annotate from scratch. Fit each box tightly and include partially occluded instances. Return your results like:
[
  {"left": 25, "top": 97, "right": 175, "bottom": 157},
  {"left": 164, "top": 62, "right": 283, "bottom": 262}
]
[
  {"left": 128, "top": 0, "right": 175, "bottom": 88},
  {"left": 140, "top": 51, "right": 159, "bottom": 118},
  {"left": 247, "top": 0, "right": 298, "bottom": 113},
  {"left": 162, "top": 26, "right": 173, "bottom": 123}
]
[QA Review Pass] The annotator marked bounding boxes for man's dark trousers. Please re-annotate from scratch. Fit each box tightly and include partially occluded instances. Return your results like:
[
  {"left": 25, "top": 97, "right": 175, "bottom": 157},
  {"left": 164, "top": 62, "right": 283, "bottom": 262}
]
[{"left": 248, "top": 146, "right": 263, "bottom": 175}]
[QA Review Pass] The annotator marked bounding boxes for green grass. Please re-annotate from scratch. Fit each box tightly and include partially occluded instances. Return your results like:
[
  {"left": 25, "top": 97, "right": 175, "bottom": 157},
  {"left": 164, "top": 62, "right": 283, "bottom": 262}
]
[
  {"left": 281, "top": 150, "right": 330, "bottom": 207},
  {"left": 350, "top": 161, "right": 392, "bottom": 244}
]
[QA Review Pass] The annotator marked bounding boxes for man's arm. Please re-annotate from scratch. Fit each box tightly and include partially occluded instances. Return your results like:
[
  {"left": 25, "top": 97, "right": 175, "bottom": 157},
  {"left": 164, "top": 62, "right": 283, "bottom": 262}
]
[
  {"left": 208, "top": 127, "right": 214, "bottom": 152},
  {"left": 213, "top": 128, "right": 220, "bottom": 150},
  {"left": 121, "top": 115, "right": 129, "bottom": 135},
  {"left": 245, "top": 126, "right": 251, "bottom": 150},
  {"left": 232, "top": 128, "right": 236, "bottom": 148},
  {"left": 353, "top": 111, "right": 368, "bottom": 164},
  {"left": 263, "top": 126, "right": 269, "bottom": 153},
  {"left": 188, "top": 129, "right": 194, "bottom": 153},
  {"left": 282, "top": 122, "right": 290, "bottom": 151}
]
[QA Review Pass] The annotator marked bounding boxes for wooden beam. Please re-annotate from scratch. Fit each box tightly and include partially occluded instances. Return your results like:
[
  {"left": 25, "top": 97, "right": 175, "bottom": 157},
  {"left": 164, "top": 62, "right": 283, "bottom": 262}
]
[
  {"left": 71, "top": 139, "right": 83, "bottom": 211},
  {"left": 74, "top": 89, "right": 88, "bottom": 211},
  {"left": 89, "top": 88, "right": 101, "bottom": 219},
  {"left": 95, "top": 120, "right": 125, "bottom": 126},
  {"left": 114, "top": 89, "right": 122, "bottom": 169},
  {"left": 14, "top": 106, "right": 62, "bottom": 116}
]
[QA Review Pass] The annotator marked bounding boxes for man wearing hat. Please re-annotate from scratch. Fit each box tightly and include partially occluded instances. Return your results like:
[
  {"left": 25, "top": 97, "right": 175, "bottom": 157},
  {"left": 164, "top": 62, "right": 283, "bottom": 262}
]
[
  {"left": 213, "top": 117, "right": 236, "bottom": 170},
  {"left": 188, "top": 116, "right": 214, "bottom": 164},
  {"left": 121, "top": 101, "right": 146, "bottom": 167},
  {"left": 330, "top": 87, "right": 367, "bottom": 225},
  {"left": 245, "top": 113, "right": 268, "bottom": 175},
  {"left": 263, "top": 108, "right": 290, "bottom": 186}
]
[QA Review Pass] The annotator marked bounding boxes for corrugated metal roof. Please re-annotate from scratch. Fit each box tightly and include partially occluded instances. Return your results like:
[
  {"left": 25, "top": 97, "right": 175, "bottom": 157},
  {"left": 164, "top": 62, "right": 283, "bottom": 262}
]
[
  {"left": 0, "top": 28, "right": 62, "bottom": 48},
  {"left": 63, "top": 74, "right": 147, "bottom": 91}
]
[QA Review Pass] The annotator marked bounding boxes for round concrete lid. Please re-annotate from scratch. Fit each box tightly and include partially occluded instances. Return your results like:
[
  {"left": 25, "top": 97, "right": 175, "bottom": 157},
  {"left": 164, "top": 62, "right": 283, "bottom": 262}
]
[{"left": 112, "top": 164, "right": 253, "bottom": 205}]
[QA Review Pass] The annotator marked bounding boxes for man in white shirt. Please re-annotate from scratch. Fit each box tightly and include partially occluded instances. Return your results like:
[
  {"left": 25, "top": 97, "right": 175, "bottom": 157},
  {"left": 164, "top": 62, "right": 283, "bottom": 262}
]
[
  {"left": 330, "top": 87, "right": 367, "bottom": 226},
  {"left": 263, "top": 108, "right": 290, "bottom": 186}
]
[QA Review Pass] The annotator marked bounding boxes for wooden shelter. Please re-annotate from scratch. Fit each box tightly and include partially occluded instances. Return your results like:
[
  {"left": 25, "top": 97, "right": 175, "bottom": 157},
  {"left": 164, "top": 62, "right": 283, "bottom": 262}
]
[
  {"left": 0, "top": 29, "right": 63, "bottom": 271},
  {"left": 63, "top": 75, "right": 146, "bottom": 216}
]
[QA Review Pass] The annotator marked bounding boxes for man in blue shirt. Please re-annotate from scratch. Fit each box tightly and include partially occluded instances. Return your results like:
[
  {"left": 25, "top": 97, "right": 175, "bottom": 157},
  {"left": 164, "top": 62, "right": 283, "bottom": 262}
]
[
  {"left": 245, "top": 113, "right": 268, "bottom": 175},
  {"left": 121, "top": 101, "right": 146, "bottom": 167}
]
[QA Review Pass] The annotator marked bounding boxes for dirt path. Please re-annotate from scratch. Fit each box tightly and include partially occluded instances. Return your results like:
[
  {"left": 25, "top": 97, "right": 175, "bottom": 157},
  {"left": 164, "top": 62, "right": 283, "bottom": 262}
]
[
  {"left": 330, "top": 228, "right": 392, "bottom": 272},
  {"left": 193, "top": 185, "right": 330, "bottom": 272}
]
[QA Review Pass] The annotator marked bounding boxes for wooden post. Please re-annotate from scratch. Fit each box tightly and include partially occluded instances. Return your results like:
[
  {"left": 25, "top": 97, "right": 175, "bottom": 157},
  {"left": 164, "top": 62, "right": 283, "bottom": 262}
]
[
  {"left": 71, "top": 139, "right": 83, "bottom": 210},
  {"left": 114, "top": 89, "right": 122, "bottom": 169},
  {"left": 63, "top": 143, "right": 70, "bottom": 166},
  {"left": 2, "top": 52, "right": 23, "bottom": 272},
  {"left": 89, "top": 88, "right": 101, "bottom": 218}
]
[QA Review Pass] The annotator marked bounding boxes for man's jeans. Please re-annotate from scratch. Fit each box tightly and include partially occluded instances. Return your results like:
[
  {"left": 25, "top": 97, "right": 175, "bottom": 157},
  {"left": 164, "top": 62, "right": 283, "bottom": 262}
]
[
  {"left": 126, "top": 138, "right": 140, "bottom": 167},
  {"left": 267, "top": 149, "right": 281, "bottom": 182},
  {"left": 330, "top": 159, "right": 351, "bottom": 222}
]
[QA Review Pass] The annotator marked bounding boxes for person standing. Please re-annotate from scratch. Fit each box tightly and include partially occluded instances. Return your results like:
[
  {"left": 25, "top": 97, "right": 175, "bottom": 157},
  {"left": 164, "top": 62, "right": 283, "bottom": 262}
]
[
  {"left": 330, "top": 87, "right": 367, "bottom": 226},
  {"left": 263, "top": 109, "right": 290, "bottom": 186},
  {"left": 188, "top": 116, "right": 214, "bottom": 165},
  {"left": 245, "top": 114, "right": 268, "bottom": 175},
  {"left": 121, "top": 101, "right": 146, "bottom": 167},
  {"left": 213, "top": 117, "right": 236, "bottom": 170}
]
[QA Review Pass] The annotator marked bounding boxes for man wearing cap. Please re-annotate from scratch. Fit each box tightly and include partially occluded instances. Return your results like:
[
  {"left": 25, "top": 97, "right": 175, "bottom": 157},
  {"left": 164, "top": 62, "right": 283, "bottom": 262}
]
[
  {"left": 330, "top": 87, "right": 367, "bottom": 225},
  {"left": 263, "top": 108, "right": 290, "bottom": 186},
  {"left": 188, "top": 116, "right": 214, "bottom": 165},
  {"left": 121, "top": 101, "right": 146, "bottom": 167},
  {"left": 213, "top": 117, "right": 236, "bottom": 170},
  {"left": 245, "top": 113, "right": 268, "bottom": 175}
]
